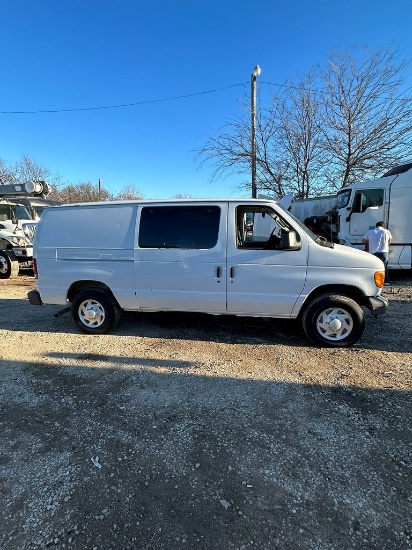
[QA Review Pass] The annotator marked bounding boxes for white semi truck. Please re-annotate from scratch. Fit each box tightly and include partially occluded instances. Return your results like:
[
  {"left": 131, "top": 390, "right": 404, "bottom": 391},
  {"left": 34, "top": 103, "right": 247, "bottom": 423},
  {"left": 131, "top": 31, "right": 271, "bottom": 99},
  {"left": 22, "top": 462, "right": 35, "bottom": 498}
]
[
  {"left": 0, "top": 180, "right": 53, "bottom": 278},
  {"left": 289, "top": 162, "right": 412, "bottom": 270}
]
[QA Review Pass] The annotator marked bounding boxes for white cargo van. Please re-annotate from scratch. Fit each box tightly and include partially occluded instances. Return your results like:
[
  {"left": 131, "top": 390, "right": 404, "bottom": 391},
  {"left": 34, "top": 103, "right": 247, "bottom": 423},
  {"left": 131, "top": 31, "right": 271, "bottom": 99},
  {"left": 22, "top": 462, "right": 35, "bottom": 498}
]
[{"left": 28, "top": 199, "right": 388, "bottom": 347}]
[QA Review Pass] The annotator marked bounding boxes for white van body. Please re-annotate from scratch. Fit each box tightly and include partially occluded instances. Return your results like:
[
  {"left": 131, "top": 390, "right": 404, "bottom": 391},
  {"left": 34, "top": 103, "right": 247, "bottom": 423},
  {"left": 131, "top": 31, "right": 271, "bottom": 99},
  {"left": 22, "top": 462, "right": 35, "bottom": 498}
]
[{"left": 28, "top": 198, "right": 387, "bottom": 347}]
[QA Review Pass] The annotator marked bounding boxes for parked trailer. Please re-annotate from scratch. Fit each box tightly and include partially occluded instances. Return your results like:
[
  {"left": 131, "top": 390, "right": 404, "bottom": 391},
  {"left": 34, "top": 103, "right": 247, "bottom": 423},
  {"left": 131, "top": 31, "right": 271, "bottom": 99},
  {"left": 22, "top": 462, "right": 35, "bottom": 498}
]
[
  {"left": 290, "top": 195, "right": 337, "bottom": 221},
  {"left": 290, "top": 195, "right": 338, "bottom": 241}
]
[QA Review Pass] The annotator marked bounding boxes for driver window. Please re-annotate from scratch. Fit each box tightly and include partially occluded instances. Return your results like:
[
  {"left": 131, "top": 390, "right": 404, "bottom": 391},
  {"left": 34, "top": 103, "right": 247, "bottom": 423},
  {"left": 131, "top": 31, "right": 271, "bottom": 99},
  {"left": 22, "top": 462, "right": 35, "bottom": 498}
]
[
  {"left": 356, "top": 189, "right": 384, "bottom": 212},
  {"left": 236, "top": 206, "right": 293, "bottom": 250}
]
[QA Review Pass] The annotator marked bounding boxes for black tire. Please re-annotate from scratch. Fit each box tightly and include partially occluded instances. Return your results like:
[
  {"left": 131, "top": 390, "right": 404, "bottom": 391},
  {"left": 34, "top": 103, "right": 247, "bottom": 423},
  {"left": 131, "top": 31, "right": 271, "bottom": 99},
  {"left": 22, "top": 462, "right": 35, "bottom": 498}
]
[
  {"left": 302, "top": 294, "right": 365, "bottom": 348},
  {"left": 0, "top": 251, "right": 19, "bottom": 279},
  {"left": 71, "top": 288, "right": 122, "bottom": 334}
]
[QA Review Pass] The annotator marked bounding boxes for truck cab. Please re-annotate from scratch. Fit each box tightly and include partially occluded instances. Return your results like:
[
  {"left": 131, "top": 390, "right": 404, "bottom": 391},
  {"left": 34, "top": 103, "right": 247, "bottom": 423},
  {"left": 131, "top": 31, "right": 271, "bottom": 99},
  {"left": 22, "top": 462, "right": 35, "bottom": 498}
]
[
  {"left": 337, "top": 163, "right": 412, "bottom": 269},
  {"left": 0, "top": 180, "right": 54, "bottom": 278}
]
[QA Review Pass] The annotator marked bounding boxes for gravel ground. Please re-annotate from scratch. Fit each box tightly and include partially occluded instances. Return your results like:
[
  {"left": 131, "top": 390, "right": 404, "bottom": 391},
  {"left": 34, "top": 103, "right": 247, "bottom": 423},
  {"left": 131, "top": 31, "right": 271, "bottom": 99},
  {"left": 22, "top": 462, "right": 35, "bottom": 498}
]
[{"left": 0, "top": 273, "right": 411, "bottom": 550}]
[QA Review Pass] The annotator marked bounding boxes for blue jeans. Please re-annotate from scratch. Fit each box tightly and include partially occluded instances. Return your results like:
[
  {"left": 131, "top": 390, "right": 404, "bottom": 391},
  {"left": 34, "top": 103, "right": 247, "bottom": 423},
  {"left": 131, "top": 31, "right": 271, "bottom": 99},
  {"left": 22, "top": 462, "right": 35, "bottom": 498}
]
[{"left": 373, "top": 252, "right": 389, "bottom": 282}]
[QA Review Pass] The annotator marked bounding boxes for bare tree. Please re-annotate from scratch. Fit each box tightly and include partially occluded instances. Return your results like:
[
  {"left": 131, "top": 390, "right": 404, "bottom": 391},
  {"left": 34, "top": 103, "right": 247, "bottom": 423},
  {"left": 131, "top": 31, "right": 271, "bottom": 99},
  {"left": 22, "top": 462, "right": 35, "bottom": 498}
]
[
  {"left": 0, "top": 157, "right": 15, "bottom": 184},
  {"left": 49, "top": 182, "right": 145, "bottom": 203},
  {"left": 112, "top": 185, "right": 143, "bottom": 200},
  {"left": 49, "top": 182, "right": 110, "bottom": 203},
  {"left": 321, "top": 46, "right": 412, "bottom": 188},
  {"left": 0, "top": 153, "right": 143, "bottom": 202},
  {"left": 197, "top": 45, "right": 412, "bottom": 198},
  {"left": 197, "top": 113, "right": 251, "bottom": 185},
  {"left": 196, "top": 103, "right": 290, "bottom": 198},
  {"left": 13, "top": 154, "right": 51, "bottom": 183},
  {"left": 0, "top": 154, "right": 50, "bottom": 185},
  {"left": 196, "top": 76, "right": 326, "bottom": 199},
  {"left": 270, "top": 72, "right": 327, "bottom": 198},
  {"left": 171, "top": 193, "right": 195, "bottom": 199}
]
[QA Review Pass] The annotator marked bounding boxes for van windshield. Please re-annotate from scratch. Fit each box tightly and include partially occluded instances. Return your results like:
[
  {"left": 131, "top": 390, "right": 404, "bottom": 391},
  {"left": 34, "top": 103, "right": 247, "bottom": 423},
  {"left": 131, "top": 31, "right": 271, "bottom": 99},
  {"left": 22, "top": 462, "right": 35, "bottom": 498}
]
[
  {"left": 275, "top": 204, "right": 316, "bottom": 239},
  {"left": 276, "top": 204, "right": 334, "bottom": 248}
]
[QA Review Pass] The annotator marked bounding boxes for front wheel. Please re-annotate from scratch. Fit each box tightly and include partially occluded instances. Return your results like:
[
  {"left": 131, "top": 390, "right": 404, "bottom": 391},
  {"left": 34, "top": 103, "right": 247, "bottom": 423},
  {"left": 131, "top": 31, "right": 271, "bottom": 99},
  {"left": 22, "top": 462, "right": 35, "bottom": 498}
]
[
  {"left": 71, "top": 289, "right": 122, "bottom": 334},
  {"left": 302, "top": 294, "right": 365, "bottom": 347},
  {"left": 0, "top": 251, "right": 19, "bottom": 279}
]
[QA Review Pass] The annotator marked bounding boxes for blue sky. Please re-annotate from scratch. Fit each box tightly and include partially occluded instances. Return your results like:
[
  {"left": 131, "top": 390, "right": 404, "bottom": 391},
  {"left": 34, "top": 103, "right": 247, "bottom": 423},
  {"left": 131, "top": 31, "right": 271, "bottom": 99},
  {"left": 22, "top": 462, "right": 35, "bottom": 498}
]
[{"left": 1, "top": 0, "right": 411, "bottom": 199}]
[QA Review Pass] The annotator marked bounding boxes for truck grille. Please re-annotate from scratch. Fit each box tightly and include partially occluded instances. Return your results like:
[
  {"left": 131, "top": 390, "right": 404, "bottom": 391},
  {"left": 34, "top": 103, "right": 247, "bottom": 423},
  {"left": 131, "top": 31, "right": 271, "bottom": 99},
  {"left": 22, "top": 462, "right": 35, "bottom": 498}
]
[{"left": 22, "top": 223, "right": 37, "bottom": 244}]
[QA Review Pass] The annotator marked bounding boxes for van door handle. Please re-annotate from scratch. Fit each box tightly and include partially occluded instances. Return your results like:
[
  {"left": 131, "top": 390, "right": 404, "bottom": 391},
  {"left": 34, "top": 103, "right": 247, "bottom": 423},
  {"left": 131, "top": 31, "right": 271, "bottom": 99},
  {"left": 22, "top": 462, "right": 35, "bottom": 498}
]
[
  {"left": 216, "top": 267, "right": 222, "bottom": 278},
  {"left": 230, "top": 266, "right": 234, "bottom": 278}
]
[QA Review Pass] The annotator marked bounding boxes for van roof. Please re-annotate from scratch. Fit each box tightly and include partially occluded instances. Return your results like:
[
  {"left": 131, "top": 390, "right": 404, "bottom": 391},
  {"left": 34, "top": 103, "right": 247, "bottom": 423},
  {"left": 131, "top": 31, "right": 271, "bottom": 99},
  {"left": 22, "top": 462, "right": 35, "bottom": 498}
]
[{"left": 49, "top": 197, "right": 279, "bottom": 208}]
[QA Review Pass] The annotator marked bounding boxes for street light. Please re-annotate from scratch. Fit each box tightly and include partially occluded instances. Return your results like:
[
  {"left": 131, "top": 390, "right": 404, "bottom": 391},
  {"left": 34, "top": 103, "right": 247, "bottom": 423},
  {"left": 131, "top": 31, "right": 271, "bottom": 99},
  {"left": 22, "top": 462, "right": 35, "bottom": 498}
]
[{"left": 251, "top": 65, "right": 261, "bottom": 198}]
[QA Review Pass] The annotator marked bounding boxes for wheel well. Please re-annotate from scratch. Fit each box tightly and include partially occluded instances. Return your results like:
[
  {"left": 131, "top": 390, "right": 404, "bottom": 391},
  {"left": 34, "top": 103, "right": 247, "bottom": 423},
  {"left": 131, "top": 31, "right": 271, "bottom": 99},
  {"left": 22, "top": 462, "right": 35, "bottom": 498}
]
[
  {"left": 298, "top": 285, "right": 367, "bottom": 319},
  {"left": 67, "top": 280, "right": 119, "bottom": 306}
]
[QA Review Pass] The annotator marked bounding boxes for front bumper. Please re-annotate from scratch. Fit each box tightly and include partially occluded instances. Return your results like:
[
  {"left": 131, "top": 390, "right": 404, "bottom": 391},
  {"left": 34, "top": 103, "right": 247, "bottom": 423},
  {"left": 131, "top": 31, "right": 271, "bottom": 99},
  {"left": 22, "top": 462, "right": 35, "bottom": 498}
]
[
  {"left": 28, "top": 290, "right": 43, "bottom": 306},
  {"left": 13, "top": 246, "right": 33, "bottom": 259},
  {"left": 366, "top": 295, "right": 388, "bottom": 316}
]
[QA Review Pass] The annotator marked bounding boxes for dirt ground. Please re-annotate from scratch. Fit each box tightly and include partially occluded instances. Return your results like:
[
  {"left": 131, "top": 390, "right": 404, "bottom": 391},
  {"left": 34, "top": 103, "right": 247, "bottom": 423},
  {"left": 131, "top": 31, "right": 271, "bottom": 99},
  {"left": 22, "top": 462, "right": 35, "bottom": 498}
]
[{"left": 0, "top": 273, "right": 411, "bottom": 550}]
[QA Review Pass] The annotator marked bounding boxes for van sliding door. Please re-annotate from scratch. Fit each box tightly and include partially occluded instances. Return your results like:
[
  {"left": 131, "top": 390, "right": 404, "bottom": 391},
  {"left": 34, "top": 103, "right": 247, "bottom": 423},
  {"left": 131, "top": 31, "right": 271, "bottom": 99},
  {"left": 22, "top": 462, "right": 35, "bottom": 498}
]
[{"left": 134, "top": 204, "right": 227, "bottom": 313}]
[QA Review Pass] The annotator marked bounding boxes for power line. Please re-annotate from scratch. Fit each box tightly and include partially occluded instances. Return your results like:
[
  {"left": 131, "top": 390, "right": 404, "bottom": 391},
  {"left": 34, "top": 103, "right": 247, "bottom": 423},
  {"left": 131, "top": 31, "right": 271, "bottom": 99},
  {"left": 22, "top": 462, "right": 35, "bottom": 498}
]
[
  {"left": 0, "top": 83, "right": 248, "bottom": 115},
  {"left": 2, "top": 79, "right": 411, "bottom": 115}
]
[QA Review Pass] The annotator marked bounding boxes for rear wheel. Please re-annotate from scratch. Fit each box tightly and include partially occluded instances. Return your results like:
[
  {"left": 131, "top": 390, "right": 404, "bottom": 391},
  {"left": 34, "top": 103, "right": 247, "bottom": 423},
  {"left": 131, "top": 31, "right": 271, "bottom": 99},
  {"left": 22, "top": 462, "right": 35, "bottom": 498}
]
[
  {"left": 71, "top": 288, "right": 122, "bottom": 334},
  {"left": 0, "top": 251, "right": 19, "bottom": 279},
  {"left": 302, "top": 294, "right": 365, "bottom": 347}
]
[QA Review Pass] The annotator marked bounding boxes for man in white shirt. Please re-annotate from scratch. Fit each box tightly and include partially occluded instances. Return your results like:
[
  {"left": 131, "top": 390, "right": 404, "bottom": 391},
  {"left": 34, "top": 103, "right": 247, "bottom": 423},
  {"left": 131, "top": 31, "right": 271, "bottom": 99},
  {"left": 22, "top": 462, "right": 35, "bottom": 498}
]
[{"left": 362, "top": 221, "right": 392, "bottom": 283}]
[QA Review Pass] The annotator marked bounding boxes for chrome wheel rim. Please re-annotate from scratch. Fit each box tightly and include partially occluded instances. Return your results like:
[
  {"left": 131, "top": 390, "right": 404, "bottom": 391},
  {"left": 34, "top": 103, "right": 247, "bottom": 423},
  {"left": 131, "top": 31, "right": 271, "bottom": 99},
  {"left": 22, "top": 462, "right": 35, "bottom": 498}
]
[
  {"left": 316, "top": 307, "right": 354, "bottom": 341},
  {"left": 0, "top": 257, "right": 6, "bottom": 274},
  {"left": 78, "top": 299, "right": 105, "bottom": 328}
]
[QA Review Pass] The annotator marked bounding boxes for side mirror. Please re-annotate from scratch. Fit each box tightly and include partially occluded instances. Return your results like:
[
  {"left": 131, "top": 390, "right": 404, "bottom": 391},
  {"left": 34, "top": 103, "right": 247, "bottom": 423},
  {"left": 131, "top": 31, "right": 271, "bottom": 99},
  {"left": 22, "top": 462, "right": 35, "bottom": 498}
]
[
  {"left": 11, "top": 217, "right": 18, "bottom": 225},
  {"left": 279, "top": 230, "right": 301, "bottom": 250}
]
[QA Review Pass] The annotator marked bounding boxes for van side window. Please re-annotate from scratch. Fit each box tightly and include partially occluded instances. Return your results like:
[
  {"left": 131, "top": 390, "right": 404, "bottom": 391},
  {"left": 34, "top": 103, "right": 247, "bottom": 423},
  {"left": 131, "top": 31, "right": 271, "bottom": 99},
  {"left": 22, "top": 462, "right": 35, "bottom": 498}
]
[
  {"left": 236, "top": 206, "right": 297, "bottom": 250},
  {"left": 139, "top": 205, "right": 221, "bottom": 249}
]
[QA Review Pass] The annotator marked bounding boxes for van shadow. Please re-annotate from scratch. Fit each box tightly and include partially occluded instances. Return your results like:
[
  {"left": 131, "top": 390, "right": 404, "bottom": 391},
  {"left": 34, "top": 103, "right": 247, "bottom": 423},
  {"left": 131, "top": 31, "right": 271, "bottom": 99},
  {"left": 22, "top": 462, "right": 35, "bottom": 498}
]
[
  {"left": 118, "top": 309, "right": 306, "bottom": 346},
  {"left": 0, "top": 295, "right": 408, "bottom": 351},
  {"left": 0, "top": 296, "right": 307, "bottom": 346},
  {"left": 1, "top": 355, "right": 410, "bottom": 550}
]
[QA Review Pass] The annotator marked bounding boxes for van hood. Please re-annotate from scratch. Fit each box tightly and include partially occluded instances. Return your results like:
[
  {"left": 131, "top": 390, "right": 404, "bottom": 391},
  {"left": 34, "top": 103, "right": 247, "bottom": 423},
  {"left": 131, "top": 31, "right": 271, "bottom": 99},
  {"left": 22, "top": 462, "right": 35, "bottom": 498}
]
[{"left": 308, "top": 241, "right": 384, "bottom": 269}]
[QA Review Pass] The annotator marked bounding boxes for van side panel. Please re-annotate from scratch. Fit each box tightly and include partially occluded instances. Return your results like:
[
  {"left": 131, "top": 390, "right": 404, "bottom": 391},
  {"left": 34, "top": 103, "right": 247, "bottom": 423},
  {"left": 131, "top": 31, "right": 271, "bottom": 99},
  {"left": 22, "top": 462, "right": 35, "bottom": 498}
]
[{"left": 34, "top": 204, "right": 137, "bottom": 307}]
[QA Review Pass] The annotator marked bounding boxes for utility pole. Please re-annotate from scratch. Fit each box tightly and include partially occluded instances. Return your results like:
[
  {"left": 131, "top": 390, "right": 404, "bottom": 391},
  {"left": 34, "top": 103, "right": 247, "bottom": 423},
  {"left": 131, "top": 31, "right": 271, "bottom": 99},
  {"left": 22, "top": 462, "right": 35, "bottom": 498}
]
[
  {"left": 251, "top": 65, "right": 261, "bottom": 198},
  {"left": 98, "top": 179, "right": 102, "bottom": 200}
]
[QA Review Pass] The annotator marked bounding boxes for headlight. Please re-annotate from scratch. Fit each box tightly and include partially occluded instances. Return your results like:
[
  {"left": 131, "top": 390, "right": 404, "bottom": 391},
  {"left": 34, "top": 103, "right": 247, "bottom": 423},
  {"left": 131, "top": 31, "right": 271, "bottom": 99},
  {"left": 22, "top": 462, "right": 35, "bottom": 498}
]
[{"left": 7, "top": 235, "right": 31, "bottom": 247}]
